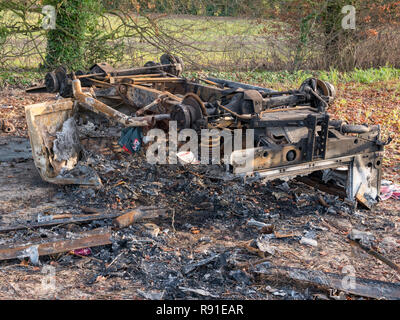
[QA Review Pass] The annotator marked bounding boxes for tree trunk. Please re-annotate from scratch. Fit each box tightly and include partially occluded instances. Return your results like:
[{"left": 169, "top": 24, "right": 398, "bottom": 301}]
[{"left": 44, "top": 0, "right": 97, "bottom": 69}]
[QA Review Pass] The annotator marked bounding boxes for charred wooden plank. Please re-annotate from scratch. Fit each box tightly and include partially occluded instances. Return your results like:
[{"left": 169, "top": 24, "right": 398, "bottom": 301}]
[
  {"left": 0, "top": 206, "right": 165, "bottom": 233},
  {"left": 254, "top": 263, "right": 400, "bottom": 300},
  {"left": 0, "top": 213, "right": 120, "bottom": 233},
  {"left": 0, "top": 228, "right": 111, "bottom": 261},
  {"left": 113, "top": 207, "right": 167, "bottom": 229}
]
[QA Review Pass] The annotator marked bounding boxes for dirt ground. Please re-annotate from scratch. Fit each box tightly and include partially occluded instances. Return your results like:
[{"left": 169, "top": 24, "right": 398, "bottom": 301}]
[{"left": 0, "top": 88, "right": 399, "bottom": 300}]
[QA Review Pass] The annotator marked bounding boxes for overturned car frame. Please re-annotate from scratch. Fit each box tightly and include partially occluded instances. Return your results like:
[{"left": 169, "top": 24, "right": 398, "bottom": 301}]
[{"left": 26, "top": 55, "right": 386, "bottom": 209}]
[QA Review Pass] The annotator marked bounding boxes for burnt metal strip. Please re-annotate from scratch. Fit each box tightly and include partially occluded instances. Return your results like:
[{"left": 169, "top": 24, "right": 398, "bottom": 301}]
[
  {"left": 305, "top": 114, "right": 317, "bottom": 161},
  {"left": 254, "top": 264, "right": 400, "bottom": 300},
  {"left": 0, "top": 228, "right": 111, "bottom": 261},
  {"left": 319, "top": 113, "right": 330, "bottom": 159}
]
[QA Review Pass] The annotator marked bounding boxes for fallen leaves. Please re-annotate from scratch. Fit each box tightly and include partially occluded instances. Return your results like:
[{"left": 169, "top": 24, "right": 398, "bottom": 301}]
[
  {"left": 95, "top": 275, "right": 107, "bottom": 283},
  {"left": 330, "top": 80, "right": 400, "bottom": 182}
]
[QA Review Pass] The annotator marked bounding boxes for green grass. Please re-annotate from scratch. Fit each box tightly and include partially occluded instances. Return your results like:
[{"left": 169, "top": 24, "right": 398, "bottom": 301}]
[
  {"left": 186, "top": 66, "right": 400, "bottom": 90},
  {"left": 0, "top": 66, "right": 398, "bottom": 89},
  {"left": 0, "top": 70, "right": 43, "bottom": 88}
]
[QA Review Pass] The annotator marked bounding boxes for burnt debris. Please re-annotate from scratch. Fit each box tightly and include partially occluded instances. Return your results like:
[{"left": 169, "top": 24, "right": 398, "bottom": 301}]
[
  {"left": 0, "top": 54, "right": 396, "bottom": 300},
  {"left": 25, "top": 55, "right": 386, "bottom": 209}
]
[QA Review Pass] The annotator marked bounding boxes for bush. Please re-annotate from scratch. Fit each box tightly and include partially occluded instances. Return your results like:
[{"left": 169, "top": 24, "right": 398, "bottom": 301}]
[
  {"left": 264, "top": 0, "right": 400, "bottom": 71},
  {"left": 44, "top": 0, "right": 124, "bottom": 70}
]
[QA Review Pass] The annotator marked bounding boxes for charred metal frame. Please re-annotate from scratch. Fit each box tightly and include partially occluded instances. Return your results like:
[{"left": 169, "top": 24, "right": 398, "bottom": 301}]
[{"left": 25, "top": 55, "right": 387, "bottom": 209}]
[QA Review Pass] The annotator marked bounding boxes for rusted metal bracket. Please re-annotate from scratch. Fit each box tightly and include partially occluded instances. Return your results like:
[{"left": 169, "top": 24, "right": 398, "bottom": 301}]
[{"left": 0, "top": 119, "right": 15, "bottom": 133}]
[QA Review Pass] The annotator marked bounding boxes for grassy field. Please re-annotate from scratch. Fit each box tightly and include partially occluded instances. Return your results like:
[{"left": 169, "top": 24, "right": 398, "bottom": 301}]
[{"left": 0, "top": 10, "right": 282, "bottom": 70}]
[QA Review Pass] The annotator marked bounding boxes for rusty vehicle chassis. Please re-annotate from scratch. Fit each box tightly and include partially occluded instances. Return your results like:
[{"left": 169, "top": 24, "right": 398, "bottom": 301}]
[{"left": 25, "top": 57, "right": 385, "bottom": 209}]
